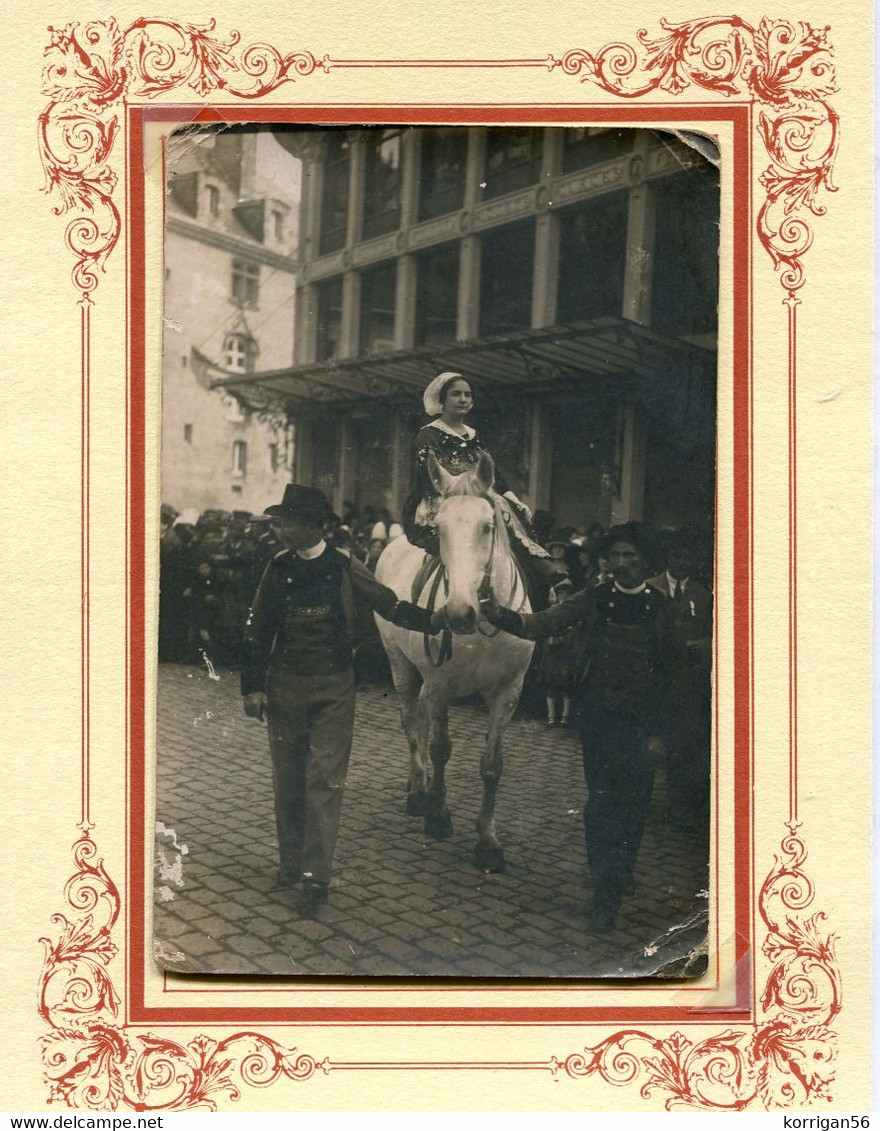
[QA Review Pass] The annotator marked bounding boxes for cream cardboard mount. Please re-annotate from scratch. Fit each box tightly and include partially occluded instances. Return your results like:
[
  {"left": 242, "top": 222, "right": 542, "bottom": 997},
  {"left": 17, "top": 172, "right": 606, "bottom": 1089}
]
[{"left": 2, "top": 3, "right": 871, "bottom": 1113}]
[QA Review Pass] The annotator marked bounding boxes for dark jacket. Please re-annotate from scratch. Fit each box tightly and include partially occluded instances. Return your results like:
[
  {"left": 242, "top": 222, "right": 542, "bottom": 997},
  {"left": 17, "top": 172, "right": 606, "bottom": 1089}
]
[
  {"left": 647, "top": 572, "right": 712, "bottom": 707},
  {"left": 490, "top": 580, "right": 670, "bottom": 717},
  {"left": 241, "top": 543, "right": 435, "bottom": 695}
]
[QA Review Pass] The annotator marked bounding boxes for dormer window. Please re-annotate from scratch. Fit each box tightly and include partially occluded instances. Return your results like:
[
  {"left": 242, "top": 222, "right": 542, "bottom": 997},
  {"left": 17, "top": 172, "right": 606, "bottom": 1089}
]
[{"left": 223, "top": 332, "right": 255, "bottom": 374}]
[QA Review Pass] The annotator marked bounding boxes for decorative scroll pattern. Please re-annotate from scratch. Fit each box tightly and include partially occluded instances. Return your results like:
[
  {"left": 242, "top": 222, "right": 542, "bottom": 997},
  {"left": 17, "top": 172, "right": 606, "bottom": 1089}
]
[
  {"left": 37, "top": 14, "right": 842, "bottom": 1112},
  {"left": 563, "top": 831, "right": 840, "bottom": 1109},
  {"left": 39, "top": 837, "right": 326, "bottom": 1110},
  {"left": 40, "top": 17, "right": 838, "bottom": 298},
  {"left": 560, "top": 17, "right": 838, "bottom": 294},
  {"left": 40, "top": 18, "right": 322, "bottom": 294}
]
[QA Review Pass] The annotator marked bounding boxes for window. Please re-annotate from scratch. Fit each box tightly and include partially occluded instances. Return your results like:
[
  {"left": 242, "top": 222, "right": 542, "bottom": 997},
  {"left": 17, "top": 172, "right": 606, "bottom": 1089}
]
[
  {"left": 651, "top": 167, "right": 720, "bottom": 337},
  {"left": 232, "top": 440, "right": 247, "bottom": 479},
  {"left": 183, "top": 423, "right": 193, "bottom": 443},
  {"left": 223, "top": 332, "right": 255, "bottom": 374},
  {"left": 269, "top": 443, "right": 279, "bottom": 473},
  {"left": 272, "top": 210, "right": 284, "bottom": 241},
  {"left": 556, "top": 192, "right": 628, "bottom": 324},
  {"left": 418, "top": 128, "right": 467, "bottom": 220},
  {"left": 483, "top": 128, "right": 543, "bottom": 199},
  {"left": 319, "top": 132, "right": 351, "bottom": 255},
  {"left": 415, "top": 244, "right": 459, "bottom": 347},
  {"left": 206, "top": 183, "right": 220, "bottom": 216},
  {"left": 316, "top": 277, "right": 344, "bottom": 361},
  {"left": 561, "top": 128, "right": 634, "bottom": 174},
  {"left": 479, "top": 222, "right": 535, "bottom": 336},
  {"left": 231, "top": 259, "right": 259, "bottom": 308},
  {"left": 362, "top": 129, "right": 403, "bottom": 240},
  {"left": 359, "top": 261, "right": 397, "bottom": 355}
]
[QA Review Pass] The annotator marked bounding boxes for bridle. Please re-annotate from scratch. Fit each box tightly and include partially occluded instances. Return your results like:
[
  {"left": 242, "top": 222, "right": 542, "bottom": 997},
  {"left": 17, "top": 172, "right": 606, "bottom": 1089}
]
[
  {"left": 474, "top": 491, "right": 498, "bottom": 605},
  {"left": 430, "top": 491, "right": 526, "bottom": 658}
]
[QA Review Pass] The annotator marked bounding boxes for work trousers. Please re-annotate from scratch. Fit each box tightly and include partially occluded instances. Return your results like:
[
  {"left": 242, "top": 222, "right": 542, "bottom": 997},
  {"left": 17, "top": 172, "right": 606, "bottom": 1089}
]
[
  {"left": 579, "top": 705, "right": 656, "bottom": 915},
  {"left": 664, "top": 694, "right": 711, "bottom": 834},
  {"left": 266, "top": 665, "right": 356, "bottom": 884}
]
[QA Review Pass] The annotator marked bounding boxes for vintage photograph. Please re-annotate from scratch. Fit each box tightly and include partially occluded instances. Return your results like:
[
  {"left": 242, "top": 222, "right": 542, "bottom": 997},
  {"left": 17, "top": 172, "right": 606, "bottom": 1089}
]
[{"left": 154, "top": 122, "right": 718, "bottom": 978}]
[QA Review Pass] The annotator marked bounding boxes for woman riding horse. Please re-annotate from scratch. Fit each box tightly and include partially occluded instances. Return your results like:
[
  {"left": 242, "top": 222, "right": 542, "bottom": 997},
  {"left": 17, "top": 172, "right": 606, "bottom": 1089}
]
[{"left": 403, "top": 372, "right": 569, "bottom": 600}]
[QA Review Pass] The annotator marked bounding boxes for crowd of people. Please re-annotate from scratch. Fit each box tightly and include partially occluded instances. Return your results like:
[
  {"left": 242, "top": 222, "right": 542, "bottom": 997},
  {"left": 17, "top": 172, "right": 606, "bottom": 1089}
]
[
  {"left": 158, "top": 501, "right": 414, "bottom": 667},
  {"left": 159, "top": 370, "right": 712, "bottom": 931}
]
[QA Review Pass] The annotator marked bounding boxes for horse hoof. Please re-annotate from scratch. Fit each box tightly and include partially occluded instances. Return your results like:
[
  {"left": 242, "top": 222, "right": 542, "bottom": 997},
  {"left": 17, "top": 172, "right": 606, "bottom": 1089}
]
[
  {"left": 405, "top": 792, "right": 429, "bottom": 817},
  {"left": 474, "top": 844, "right": 506, "bottom": 873},
  {"left": 425, "top": 813, "right": 454, "bottom": 840}
]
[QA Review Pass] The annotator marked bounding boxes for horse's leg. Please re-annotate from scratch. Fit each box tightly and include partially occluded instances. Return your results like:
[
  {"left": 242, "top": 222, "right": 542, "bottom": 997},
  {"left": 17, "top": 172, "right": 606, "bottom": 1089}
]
[
  {"left": 474, "top": 682, "right": 522, "bottom": 873},
  {"left": 422, "top": 685, "right": 454, "bottom": 840},
  {"left": 386, "top": 646, "right": 429, "bottom": 816}
]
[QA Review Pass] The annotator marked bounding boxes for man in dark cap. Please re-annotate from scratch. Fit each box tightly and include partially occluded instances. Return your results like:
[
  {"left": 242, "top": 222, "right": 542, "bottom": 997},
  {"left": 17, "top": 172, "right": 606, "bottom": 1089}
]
[
  {"left": 483, "top": 522, "right": 669, "bottom": 933},
  {"left": 242, "top": 483, "right": 444, "bottom": 908},
  {"left": 649, "top": 528, "right": 713, "bottom": 835}
]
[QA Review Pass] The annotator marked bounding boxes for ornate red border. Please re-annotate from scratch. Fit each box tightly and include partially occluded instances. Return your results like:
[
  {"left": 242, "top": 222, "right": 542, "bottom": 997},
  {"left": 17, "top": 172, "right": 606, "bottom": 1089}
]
[{"left": 38, "top": 16, "right": 840, "bottom": 1111}]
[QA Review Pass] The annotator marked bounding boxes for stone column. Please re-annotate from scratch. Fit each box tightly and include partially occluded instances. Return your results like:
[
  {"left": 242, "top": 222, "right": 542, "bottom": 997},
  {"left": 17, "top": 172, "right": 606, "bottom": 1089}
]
[
  {"left": 388, "top": 410, "right": 411, "bottom": 521},
  {"left": 346, "top": 131, "right": 366, "bottom": 247},
  {"left": 456, "top": 129, "right": 486, "bottom": 341},
  {"left": 335, "top": 418, "right": 357, "bottom": 515},
  {"left": 622, "top": 133, "right": 656, "bottom": 326},
  {"left": 527, "top": 403, "right": 553, "bottom": 513},
  {"left": 296, "top": 282, "right": 319, "bottom": 364},
  {"left": 532, "top": 128, "right": 562, "bottom": 329},
  {"left": 611, "top": 397, "right": 646, "bottom": 524},
  {"left": 613, "top": 134, "right": 655, "bottom": 524},
  {"left": 399, "top": 129, "right": 420, "bottom": 231},
  {"left": 394, "top": 129, "right": 420, "bottom": 349},
  {"left": 339, "top": 271, "right": 361, "bottom": 358},
  {"left": 395, "top": 256, "right": 417, "bottom": 350}
]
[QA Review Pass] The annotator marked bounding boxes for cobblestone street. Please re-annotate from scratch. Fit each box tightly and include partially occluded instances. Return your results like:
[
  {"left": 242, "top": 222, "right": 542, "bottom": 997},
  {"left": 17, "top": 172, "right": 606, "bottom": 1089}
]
[{"left": 154, "top": 661, "right": 709, "bottom": 980}]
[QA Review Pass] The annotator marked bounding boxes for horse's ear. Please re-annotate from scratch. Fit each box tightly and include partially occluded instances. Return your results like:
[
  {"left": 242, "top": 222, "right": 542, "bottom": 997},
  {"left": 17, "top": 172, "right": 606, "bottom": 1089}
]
[
  {"left": 474, "top": 452, "right": 495, "bottom": 494},
  {"left": 427, "top": 452, "right": 454, "bottom": 495}
]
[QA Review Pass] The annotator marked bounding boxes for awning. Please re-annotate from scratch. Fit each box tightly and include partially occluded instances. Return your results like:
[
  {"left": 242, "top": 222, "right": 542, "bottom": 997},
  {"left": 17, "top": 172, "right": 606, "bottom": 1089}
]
[{"left": 208, "top": 317, "right": 716, "bottom": 416}]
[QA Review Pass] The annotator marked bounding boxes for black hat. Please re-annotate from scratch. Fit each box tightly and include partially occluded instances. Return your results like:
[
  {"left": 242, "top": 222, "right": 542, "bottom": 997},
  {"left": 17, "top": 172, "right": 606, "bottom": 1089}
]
[
  {"left": 545, "top": 529, "right": 570, "bottom": 549},
  {"left": 264, "top": 484, "right": 329, "bottom": 523}
]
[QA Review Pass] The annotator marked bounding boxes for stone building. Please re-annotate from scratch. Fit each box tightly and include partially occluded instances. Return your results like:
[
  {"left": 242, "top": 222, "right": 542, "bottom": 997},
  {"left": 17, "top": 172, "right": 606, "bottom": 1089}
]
[
  {"left": 161, "top": 128, "right": 301, "bottom": 516},
  {"left": 218, "top": 126, "right": 718, "bottom": 533}
]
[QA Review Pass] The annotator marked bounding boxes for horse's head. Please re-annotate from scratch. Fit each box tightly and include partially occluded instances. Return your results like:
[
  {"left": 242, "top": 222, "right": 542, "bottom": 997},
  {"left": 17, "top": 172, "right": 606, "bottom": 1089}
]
[{"left": 428, "top": 451, "right": 497, "bottom": 635}]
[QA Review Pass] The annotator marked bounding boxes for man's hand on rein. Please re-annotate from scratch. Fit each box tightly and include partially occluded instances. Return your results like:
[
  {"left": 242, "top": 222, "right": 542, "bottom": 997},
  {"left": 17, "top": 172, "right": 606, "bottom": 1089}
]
[
  {"left": 479, "top": 589, "right": 501, "bottom": 623},
  {"left": 429, "top": 606, "right": 449, "bottom": 633}
]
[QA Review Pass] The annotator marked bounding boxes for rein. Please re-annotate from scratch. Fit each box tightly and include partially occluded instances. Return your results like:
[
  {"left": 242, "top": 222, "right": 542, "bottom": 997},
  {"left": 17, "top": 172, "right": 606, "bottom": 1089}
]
[{"left": 475, "top": 491, "right": 497, "bottom": 604}]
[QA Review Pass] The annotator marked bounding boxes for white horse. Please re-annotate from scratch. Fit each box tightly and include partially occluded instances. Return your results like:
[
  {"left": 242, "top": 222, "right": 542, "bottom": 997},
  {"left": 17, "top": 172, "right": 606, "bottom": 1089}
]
[{"left": 375, "top": 452, "right": 534, "bottom": 873}]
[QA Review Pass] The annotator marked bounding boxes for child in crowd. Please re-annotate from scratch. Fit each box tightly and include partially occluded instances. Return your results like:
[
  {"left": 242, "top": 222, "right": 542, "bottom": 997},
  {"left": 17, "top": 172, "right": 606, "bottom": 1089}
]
[{"left": 536, "top": 587, "right": 579, "bottom": 727}]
